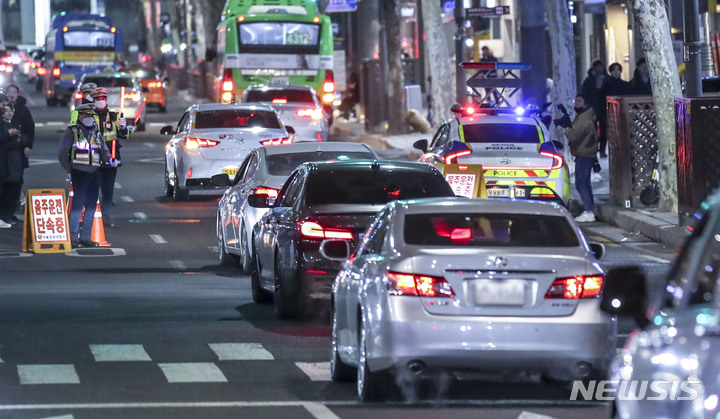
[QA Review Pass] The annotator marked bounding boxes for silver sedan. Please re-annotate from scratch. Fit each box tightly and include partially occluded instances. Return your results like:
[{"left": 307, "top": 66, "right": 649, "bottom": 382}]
[
  {"left": 214, "top": 142, "right": 377, "bottom": 273},
  {"left": 327, "top": 197, "right": 616, "bottom": 401}
]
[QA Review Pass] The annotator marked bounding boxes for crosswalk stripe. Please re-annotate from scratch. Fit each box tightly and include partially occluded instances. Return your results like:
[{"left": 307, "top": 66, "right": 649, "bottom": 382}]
[
  {"left": 517, "top": 412, "right": 558, "bottom": 419},
  {"left": 133, "top": 212, "right": 147, "bottom": 220},
  {"left": 158, "top": 363, "right": 227, "bottom": 383},
  {"left": 149, "top": 234, "right": 167, "bottom": 244},
  {"left": 170, "top": 260, "right": 187, "bottom": 271},
  {"left": 295, "top": 362, "right": 331, "bottom": 382},
  {"left": 39, "top": 415, "right": 74, "bottom": 419},
  {"left": 303, "top": 402, "right": 341, "bottom": 419},
  {"left": 90, "top": 344, "right": 152, "bottom": 362},
  {"left": 209, "top": 343, "right": 274, "bottom": 361},
  {"left": 18, "top": 365, "right": 80, "bottom": 385},
  {"left": 121, "top": 196, "right": 134, "bottom": 202}
]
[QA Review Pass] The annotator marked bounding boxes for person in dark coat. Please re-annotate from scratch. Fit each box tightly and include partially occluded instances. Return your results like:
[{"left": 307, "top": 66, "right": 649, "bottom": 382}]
[
  {"left": 598, "top": 63, "right": 633, "bottom": 156},
  {"left": 632, "top": 57, "right": 653, "bottom": 95},
  {"left": 0, "top": 105, "right": 24, "bottom": 226},
  {"left": 10, "top": 94, "right": 34, "bottom": 169},
  {"left": 580, "top": 59, "right": 608, "bottom": 158}
]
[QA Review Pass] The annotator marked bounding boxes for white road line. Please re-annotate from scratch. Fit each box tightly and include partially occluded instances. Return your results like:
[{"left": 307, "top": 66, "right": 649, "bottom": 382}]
[
  {"left": 642, "top": 254, "right": 670, "bottom": 264},
  {"left": 295, "top": 362, "right": 331, "bottom": 382},
  {"left": 114, "top": 183, "right": 122, "bottom": 189},
  {"left": 17, "top": 365, "right": 80, "bottom": 385},
  {"left": 0, "top": 401, "right": 358, "bottom": 411},
  {"left": 90, "top": 344, "right": 151, "bottom": 362},
  {"left": 209, "top": 343, "right": 274, "bottom": 361},
  {"left": 121, "top": 196, "right": 134, "bottom": 202},
  {"left": 40, "top": 415, "right": 74, "bottom": 419},
  {"left": 157, "top": 363, "right": 227, "bottom": 383},
  {"left": 517, "top": 412, "right": 558, "bottom": 419},
  {"left": 170, "top": 260, "right": 187, "bottom": 271},
  {"left": 143, "top": 143, "right": 155, "bottom": 147},
  {"left": 0, "top": 346, "right": 2, "bottom": 363},
  {"left": 149, "top": 234, "right": 167, "bottom": 244},
  {"left": 133, "top": 212, "right": 147, "bottom": 220},
  {"left": 303, "top": 402, "right": 341, "bottom": 419}
]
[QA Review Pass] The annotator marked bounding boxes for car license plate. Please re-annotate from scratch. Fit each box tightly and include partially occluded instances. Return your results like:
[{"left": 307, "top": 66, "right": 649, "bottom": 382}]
[
  {"left": 223, "top": 167, "right": 239, "bottom": 176},
  {"left": 473, "top": 280, "right": 525, "bottom": 306},
  {"left": 271, "top": 77, "right": 290, "bottom": 86},
  {"left": 487, "top": 187, "right": 526, "bottom": 198}
]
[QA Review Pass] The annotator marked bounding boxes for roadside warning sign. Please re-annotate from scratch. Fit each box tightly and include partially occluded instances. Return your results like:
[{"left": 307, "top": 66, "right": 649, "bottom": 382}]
[
  {"left": 22, "top": 189, "right": 72, "bottom": 253},
  {"left": 436, "top": 164, "right": 486, "bottom": 198}
]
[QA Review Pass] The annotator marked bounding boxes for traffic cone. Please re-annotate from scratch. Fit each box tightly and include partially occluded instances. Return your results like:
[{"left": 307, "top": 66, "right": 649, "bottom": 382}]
[
  {"left": 67, "top": 185, "right": 74, "bottom": 211},
  {"left": 91, "top": 200, "right": 111, "bottom": 247}
]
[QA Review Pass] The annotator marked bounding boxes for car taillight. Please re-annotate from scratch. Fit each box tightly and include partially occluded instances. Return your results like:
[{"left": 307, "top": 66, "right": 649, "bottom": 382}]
[
  {"left": 147, "top": 81, "right": 161, "bottom": 88},
  {"left": 124, "top": 92, "right": 142, "bottom": 102},
  {"left": 296, "top": 108, "right": 323, "bottom": 120},
  {"left": 299, "top": 220, "right": 353, "bottom": 240},
  {"left": 222, "top": 68, "right": 233, "bottom": 92},
  {"left": 52, "top": 67, "right": 60, "bottom": 78},
  {"left": 539, "top": 151, "right": 564, "bottom": 170},
  {"left": 74, "top": 92, "right": 83, "bottom": 100},
  {"left": 254, "top": 186, "right": 280, "bottom": 198},
  {"left": 185, "top": 137, "right": 219, "bottom": 149},
  {"left": 37, "top": 67, "right": 47, "bottom": 76},
  {"left": 544, "top": 275, "right": 604, "bottom": 299},
  {"left": 260, "top": 136, "right": 293, "bottom": 146},
  {"left": 386, "top": 271, "right": 455, "bottom": 298},
  {"left": 323, "top": 70, "right": 334, "bottom": 93},
  {"left": 445, "top": 150, "right": 472, "bottom": 164}
]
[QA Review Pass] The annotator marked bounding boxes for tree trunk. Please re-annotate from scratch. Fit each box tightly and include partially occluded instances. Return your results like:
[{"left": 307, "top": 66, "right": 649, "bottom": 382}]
[
  {"left": 147, "top": 0, "right": 161, "bottom": 66},
  {"left": 630, "top": 0, "right": 681, "bottom": 212},
  {"left": 544, "top": 0, "right": 577, "bottom": 162},
  {"left": 420, "top": 0, "right": 455, "bottom": 125},
  {"left": 185, "top": 0, "right": 197, "bottom": 71},
  {"left": 381, "top": 0, "right": 408, "bottom": 134},
  {"left": 169, "top": 0, "right": 185, "bottom": 68}
]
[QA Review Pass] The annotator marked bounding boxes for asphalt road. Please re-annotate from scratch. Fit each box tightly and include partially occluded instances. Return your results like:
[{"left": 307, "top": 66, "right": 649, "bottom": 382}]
[{"left": 0, "top": 78, "right": 677, "bottom": 419}]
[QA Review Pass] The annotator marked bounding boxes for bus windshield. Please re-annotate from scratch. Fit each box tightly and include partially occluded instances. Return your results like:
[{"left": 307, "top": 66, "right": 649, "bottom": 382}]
[{"left": 63, "top": 31, "right": 115, "bottom": 51}]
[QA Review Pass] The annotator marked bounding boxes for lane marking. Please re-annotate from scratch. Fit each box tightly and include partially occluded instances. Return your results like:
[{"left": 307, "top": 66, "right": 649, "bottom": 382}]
[
  {"left": 157, "top": 363, "right": 227, "bottom": 383},
  {"left": 90, "top": 344, "right": 152, "bottom": 362},
  {"left": 295, "top": 362, "right": 331, "bottom": 382},
  {"left": 170, "top": 260, "right": 187, "bottom": 271},
  {"left": 143, "top": 143, "right": 156, "bottom": 147},
  {"left": 65, "top": 248, "right": 126, "bottom": 257},
  {"left": 210, "top": 343, "right": 274, "bottom": 361},
  {"left": 134, "top": 212, "right": 147, "bottom": 220},
  {"left": 304, "top": 402, "right": 341, "bottom": 419},
  {"left": 642, "top": 254, "right": 670, "bottom": 264},
  {"left": 114, "top": 183, "right": 122, "bottom": 189},
  {"left": 17, "top": 365, "right": 80, "bottom": 385},
  {"left": 517, "top": 412, "right": 558, "bottom": 419},
  {"left": 0, "top": 251, "right": 33, "bottom": 258},
  {"left": 41, "top": 415, "right": 74, "bottom": 419},
  {"left": 121, "top": 196, "right": 134, "bottom": 202},
  {"left": 149, "top": 235, "right": 167, "bottom": 244},
  {"left": 137, "top": 157, "right": 164, "bottom": 164}
]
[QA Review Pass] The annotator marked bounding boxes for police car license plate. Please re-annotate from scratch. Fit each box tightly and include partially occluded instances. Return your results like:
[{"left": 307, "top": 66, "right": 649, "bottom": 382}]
[
  {"left": 223, "top": 167, "right": 239, "bottom": 176},
  {"left": 473, "top": 280, "right": 525, "bottom": 306},
  {"left": 487, "top": 188, "right": 526, "bottom": 198},
  {"left": 271, "top": 77, "right": 290, "bottom": 86}
]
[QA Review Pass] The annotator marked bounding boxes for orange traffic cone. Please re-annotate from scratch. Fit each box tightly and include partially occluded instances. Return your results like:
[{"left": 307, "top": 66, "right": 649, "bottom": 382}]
[
  {"left": 67, "top": 185, "right": 74, "bottom": 211},
  {"left": 91, "top": 201, "right": 111, "bottom": 247}
]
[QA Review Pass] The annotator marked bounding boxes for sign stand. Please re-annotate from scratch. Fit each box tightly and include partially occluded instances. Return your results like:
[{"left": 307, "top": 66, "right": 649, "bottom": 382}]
[
  {"left": 22, "top": 189, "right": 72, "bottom": 254},
  {"left": 436, "top": 164, "right": 486, "bottom": 198}
]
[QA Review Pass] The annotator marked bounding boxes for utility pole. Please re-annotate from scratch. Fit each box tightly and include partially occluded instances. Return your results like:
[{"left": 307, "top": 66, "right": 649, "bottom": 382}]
[
  {"left": 454, "top": 1, "right": 465, "bottom": 104},
  {"left": 684, "top": 0, "right": 702, "bottom": 97}
]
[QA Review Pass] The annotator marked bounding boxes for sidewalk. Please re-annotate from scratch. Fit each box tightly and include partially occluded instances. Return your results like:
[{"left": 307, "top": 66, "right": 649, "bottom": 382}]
[{"left": 329, "top": 117, "right": 690, "bottom": 250}]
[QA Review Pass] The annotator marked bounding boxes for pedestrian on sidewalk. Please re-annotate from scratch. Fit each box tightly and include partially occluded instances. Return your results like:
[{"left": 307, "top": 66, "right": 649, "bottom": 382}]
[
  {"left": 8, "top": 86, "right": 35, "bottom": 212},
  {"left": 0, "top": 105, "right": 25, "bottom": 226},
  {"left": 563, "top": 93, "right": 598, "bottom": 223}
]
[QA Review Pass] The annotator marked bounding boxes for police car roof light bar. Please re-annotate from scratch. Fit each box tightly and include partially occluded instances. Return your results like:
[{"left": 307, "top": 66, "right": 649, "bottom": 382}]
[{"left": 462, "top": 61, "right": 531, "bottom": 109}]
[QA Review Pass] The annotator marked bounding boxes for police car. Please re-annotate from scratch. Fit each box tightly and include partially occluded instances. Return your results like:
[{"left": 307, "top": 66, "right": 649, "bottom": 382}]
[{"left": 414, "top": 104, "right": 570, "bottom": 205}]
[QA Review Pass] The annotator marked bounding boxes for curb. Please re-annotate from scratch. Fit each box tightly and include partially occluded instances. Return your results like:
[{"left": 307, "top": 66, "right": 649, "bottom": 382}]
[{"left": 596, "top": 203, "right": 690, "bottom": 249}]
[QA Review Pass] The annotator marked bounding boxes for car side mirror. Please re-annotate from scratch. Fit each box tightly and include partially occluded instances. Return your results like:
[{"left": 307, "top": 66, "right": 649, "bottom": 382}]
[
  {"left": 413, "top": 139, "right": 428, "bottom": 153},
  {"left": 285, "top": 125, "right": 295, "bottom": 134},
  {"left": 211, "top": 174, "right": 231, "bottom": 187},
  {"left": 599, "top": 266, "right": 649, "bottom": 327},
  {"left": 160, "top": 125, "right": 175, "bottom": 135},
  {"left": 319, "top": 239, "right": 351, "bottom": 261},
  {"left": 589, "top": 242, "right": 605, "bottom": 260},
  {"left": 247, "top": 193, "right": 272, "bottom": 208},
  {"left": 142, "top": 87, "right": 150, "bottom": 93}
]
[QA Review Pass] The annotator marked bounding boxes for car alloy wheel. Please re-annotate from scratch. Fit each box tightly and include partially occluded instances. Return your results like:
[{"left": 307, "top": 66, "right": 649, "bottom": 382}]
[
  {"left": 164, "top": 166, "right": 174, "bottom": 197},
  {"left": 357, "top": 313, "right": 390, "bottom": 401},
  {"left": 330, "top": 307, "right": 354, "bottom": 382},
  {"left": 273, "top": 253, "right": 303, "bottom": 319},
  {"left": 251, "top": 249, "right": 272, "bottom": 304},
  {"left": 240, "top": 223, "right": 252, "bottom": 275},
  {"left": 217, "top": 215, "right": 238, "bottom": 266}
]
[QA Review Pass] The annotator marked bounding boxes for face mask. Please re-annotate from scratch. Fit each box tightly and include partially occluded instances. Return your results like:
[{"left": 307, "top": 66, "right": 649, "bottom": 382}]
[
  {"left": 81, "top": 117, "right": 94, "bottom": 126},
  {"left": 574, "top": 106, "right": 585, "bottom": 114},
  {"left": 95, "top": 100, "right": 107, "bottom": 109}
]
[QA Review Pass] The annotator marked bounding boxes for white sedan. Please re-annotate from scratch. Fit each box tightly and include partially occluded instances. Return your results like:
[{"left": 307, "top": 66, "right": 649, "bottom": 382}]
[{"left": 162, "top": 103, "right": 294, "bottom": 200}]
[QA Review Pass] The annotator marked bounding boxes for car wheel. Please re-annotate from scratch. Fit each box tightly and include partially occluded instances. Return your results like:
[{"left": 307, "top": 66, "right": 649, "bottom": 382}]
[
  {"left": 273, "top": 253, "right": 303, "bottom": 319},
  {"left": 217, "top": 215, "right": 238, "bottom": 266},
  {"left": 330, "top": 307, "right": 354, "bottom": 382},
  {"left": 357, "top": 314, "right": 391, "bottom": 401},
  {"left": 172, "top": 166, "right": 189, "bottom": 201},
  {"left": 136, "top": 120, "right": 146, "bottom": 132},
  {"left": 164, "top": 166, "right": 174, "bottom": 197},
  {"left": 240, "top": 223, "right": 252, "bottom": 275},
  {"left": 251, "top": 249, "right": 272, "bottom": 304}
]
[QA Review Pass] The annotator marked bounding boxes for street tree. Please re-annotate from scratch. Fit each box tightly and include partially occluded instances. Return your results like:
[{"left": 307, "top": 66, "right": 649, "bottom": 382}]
[
  {"left": 630, "top": 0, "right": 681, "bottom": 212},
  {"left": 168, "top": 0, "right": 186, "bottom": 67},
  {"left": 381, "top": 0, "right": 409, "bottom": 134},
  {"left": 420, "top": 0, "right": 454, "bottom": 125}
]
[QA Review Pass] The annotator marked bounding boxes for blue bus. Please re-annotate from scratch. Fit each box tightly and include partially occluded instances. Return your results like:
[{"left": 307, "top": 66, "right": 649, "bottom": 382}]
[{"left": 42, "top": 13, "right": 125, "bottom": 106}]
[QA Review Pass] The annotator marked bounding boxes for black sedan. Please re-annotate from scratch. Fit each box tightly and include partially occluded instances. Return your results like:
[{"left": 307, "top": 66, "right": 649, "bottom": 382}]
[{"left": 248, "top": 160, "right": 456, "bottom": 319}]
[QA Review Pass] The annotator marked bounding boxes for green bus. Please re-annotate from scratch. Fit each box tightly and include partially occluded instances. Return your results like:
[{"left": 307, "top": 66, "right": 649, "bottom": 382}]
[{"left": 214, "top": 0, "right": 335, "bottom": 107}]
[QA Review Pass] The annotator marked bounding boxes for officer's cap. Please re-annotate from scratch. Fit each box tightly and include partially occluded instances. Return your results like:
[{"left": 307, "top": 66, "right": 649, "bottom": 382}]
[
  {"left": 92, "top": 87, "right": 108, "bottom": 99},
  {"left": 79, "top": 83, "right": 97, "bottom": 93},
  {"left": 75, "top": 103, "right": 96, "bottom": 114}
]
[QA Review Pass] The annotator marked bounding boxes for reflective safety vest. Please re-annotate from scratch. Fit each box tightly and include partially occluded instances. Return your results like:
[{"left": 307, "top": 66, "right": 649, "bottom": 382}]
[
  {"left": 100, "top": 111, "right": 122, "bottom": 167},
  {"left": 70, "top": 125, "right": 104, "bottom": 167}
]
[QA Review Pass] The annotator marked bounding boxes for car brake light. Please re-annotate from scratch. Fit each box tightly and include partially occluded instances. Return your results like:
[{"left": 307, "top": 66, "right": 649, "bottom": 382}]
[
  {"left": 296, "top": 108, "right": 323, "bottom": 120},
  {"left": 74, "top": 92, "right": 83, "bottom": 100},
  {"left": 254, "top": 186, "right": 280, "bottom": 198},
  {"left": 52, "top": 67, "right": 60, "bottom": 78},
  {"left": 37, "top": 67, "right": 47, "bottom": 76},
  {"left": 124, "top": 92, "right": 142, "bottom": 102},
  {"left": 544, "top": 275, "right": 604, "bottom": 299},
  {"left": 445, "top": 150, "right": 472, "bottom": 164},
  {"left": 323, "top": 70, "right": 334, "bottom": 93},
  {"left": 222, "top": 68, "right": 233, "bottom": 92},
  {"left": 272, "top": 98, "right": 288, "bottom": 104},
  {"left": 185, "top": 137, "right": 219, "bottom": 149},
  {"left": 539, "top": 151, "right": 564, "bottom": 170},
  {"left": 260, "top": 136, "right": 293, "bottom": 146},
  {"left": 386, "top": 271, "right": 455, "bottom": 298},
  {"left": 147, "top": 81, "right": 160, "bottom": 88},
  {"left": 299, "top": 220, "right": 353, "bottom": 240}
]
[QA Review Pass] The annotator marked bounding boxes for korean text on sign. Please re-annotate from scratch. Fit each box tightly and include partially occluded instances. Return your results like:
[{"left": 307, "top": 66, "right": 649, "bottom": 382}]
[
  {"left": 445, "top": 173, "right": 477, "bottom": 198},
  {"left": 32, "top": 194, "right": 68, "bottom": 243}
]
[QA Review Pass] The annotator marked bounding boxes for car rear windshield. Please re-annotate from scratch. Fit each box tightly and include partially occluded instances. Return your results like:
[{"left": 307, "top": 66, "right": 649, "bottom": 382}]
[
  {"left": 195, "top": 110, "right": 281, "bottom": 129},
  {"left": 266, "top": 152, "right": 375, "bottom": 176},
  {"left": 404, "top": 213, "right": 579, "bottom": 247},
  {"left": 306, "top": 168, "right": 454, "bottom": 205},
  {"left": 462, "top": 123, "right": 540, "bottom": 143},
  {"left": 82, "top": 76, "right": 135, "bottom": 88},
  {"left": 245, "top": 89, "right": 316, "bottom": 104}
]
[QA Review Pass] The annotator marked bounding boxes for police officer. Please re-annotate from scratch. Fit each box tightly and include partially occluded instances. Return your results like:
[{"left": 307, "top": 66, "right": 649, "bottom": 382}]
[
  {"left": 58, "top": 103, "right": 109, "bottom": 248},
  {"left": 92, "top": 87, "right": 128, "bottom": 228},
  {"left": 70, "top": 83, "right": 98, "bottom": 123}
]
